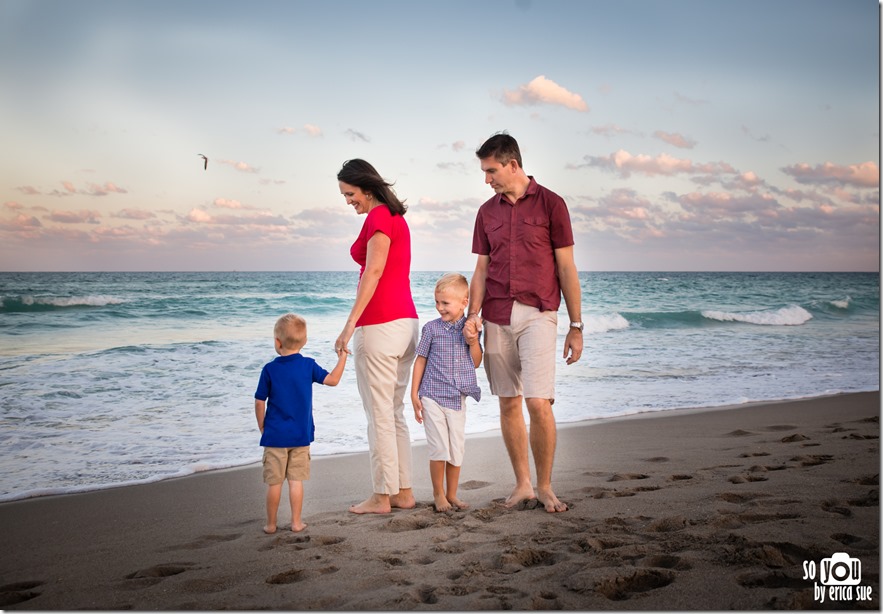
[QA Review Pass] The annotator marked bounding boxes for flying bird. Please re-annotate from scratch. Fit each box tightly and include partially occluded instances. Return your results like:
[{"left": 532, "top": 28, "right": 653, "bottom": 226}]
[{"left": 198, "top": 154, "right": 208, "bottom": 170}]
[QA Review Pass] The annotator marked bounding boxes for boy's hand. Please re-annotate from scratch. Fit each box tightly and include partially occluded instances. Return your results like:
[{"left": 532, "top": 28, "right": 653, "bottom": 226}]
[
  {"left": 412, "top": 395, "right": 423, "bottom": 424},
  {"left": 464, "top": 315, "right": 481, "bottom": 342}
]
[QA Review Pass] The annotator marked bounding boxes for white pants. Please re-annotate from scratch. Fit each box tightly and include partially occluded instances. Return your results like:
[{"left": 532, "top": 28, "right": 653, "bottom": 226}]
[{"left": 353, "top": 318, "right": 418, "bottom": 495}]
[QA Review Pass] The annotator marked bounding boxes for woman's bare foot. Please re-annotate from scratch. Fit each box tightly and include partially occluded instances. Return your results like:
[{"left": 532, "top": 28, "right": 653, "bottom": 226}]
[
  {"left": 433, "top": 494, "right": 452, "bottom": 512},
  {"left": 292, "top": 522, "right": 308, "bottom": 532},
  {"left": 263, "top": 524, "right": 277, "bottom": 534},
  {"left": 389, "top": 488, "right": 416, "bottom": 509},
  {"left": 504, "top": 484, "right": 536, "bottom": 508},
  {"left": 448, "top": 496, "right": 470, "bottom": 510},
  {"left": 349, "top": 494, "right": 391, "bottom": 515},
  {"left": 537, "top": 487, "right": 568, "bottom": 513}
]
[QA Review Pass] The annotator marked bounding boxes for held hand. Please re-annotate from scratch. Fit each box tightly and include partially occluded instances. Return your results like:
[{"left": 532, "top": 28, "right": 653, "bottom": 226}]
[
  {"left": 563, "top": 327, "right": 584, "bottom": 365},
  {"left": 335, "top": 322, "right": 355, "bottom": 355},
  {"left": 412, "top": 396, "right": 424, "bottom": 424},
  {"left": 464, "top": 315, "right": 482, "bottom": 340}
]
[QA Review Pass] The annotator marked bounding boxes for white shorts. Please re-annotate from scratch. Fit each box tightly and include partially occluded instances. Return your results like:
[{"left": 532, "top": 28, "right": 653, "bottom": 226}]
[
  {"left": 421, "top": 395, "right": 467, "bottom": 466},
  {"left": 483, "top": 301, "right": 558, "bottom": 401}
]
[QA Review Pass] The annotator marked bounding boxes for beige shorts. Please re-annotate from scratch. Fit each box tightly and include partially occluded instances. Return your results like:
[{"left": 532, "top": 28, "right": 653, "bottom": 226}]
[
  {"left": 483, "top": 301, "right": 557, "bottom": 401},
  {"left": 262, "top": 446, "right": 310, "bottom": 484},
  {"left": 421, "top": 395, "right": 467, "bottom": 466}
]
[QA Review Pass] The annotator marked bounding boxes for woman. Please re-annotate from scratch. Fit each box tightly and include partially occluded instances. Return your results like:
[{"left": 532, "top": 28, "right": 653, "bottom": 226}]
[{"left": 335, "top": 159, "right": 419, "bottom": 514}]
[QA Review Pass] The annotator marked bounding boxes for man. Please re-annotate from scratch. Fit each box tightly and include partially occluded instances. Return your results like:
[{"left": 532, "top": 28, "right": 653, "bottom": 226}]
[{"left": 466, "top": 133, "right": 583, "bottom": 513}]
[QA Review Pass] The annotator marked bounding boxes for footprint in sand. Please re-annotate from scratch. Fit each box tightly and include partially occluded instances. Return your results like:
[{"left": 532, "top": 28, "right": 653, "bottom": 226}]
[
  {"left": 160, "top": 533, "right": 242, "bottom": 552},
  {"left": 123, "top": 562, "right": 197, "bottom": 587},
  {"left": 608, "top": 473, "right": 650, "bottom": 481},
  {"left": 0, "top": 581, "right": 44, "bottom": 607},
  {"left": 594, "top": 569, "right": 676, "bottom": 601},
  {"left": 265, "top": 565, "right": 338, "bottom": 585},
  {"left": 459, "top": 480, "right": 491, "bottom": 490},
  {"left": 780, "top": 433, "right": 809, "bottom": 443}
]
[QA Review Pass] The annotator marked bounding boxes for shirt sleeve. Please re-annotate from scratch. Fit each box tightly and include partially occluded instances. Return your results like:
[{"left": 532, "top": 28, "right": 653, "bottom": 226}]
[
  {"left": 254, "top": 365, "right": 270, "bottom": 400},
  {"left": 472, "top": 207, "right": 490, "bottom": 255},
  {"left": 415, "top": 323, "right": 433, "bottom": 358},
  {"left": 365, "top": 205, "right": 394, "bottom": 240},
  {"left": 310, "top": 359, "right": 330, "bottom": 384},
  {"left": 549, "top": 196, "right": 575, "bottom": 249}
]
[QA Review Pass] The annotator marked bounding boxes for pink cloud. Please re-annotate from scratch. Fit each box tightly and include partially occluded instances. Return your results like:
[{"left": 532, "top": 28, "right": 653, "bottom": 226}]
[
  {"left": 303, "top": 123, "right": 322, "bottom": 137},
  {"left": 1, "top": 213, "right": 43, "bottom": 231},
  {"left": 16, "top": 186, "right": 41, "bottom": 195},
  {"left": 781, "top": 161, "right": 879, "bottom": 188},
  {"left": 570, "top": 149, "right": 736, "bottom": 179},
  {"left": 501, "top": 75, "right": 589, "bottom": 112},
  {"left": 45, "top": 209, "right": 102, "bottom": 224},
  {"left": 4, "top": 201, "right": 24, "bottom": 210},
  {"left": 217, "top": 159, "right": 260, "bottom": 173},
  {"left": 114, "top": 208, "right": 156, "bottom": 220},
  {"left": 653, "top": 131, "right": 697, "bottom": 149}
]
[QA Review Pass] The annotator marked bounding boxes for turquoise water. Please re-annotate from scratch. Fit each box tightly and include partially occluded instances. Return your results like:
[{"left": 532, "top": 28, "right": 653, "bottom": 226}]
[{"left": 0, "top": 271, "right": 878, "bottom": 501}]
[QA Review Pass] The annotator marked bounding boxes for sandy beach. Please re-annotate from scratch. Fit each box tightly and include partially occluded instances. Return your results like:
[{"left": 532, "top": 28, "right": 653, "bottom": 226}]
[{"left": 0, "top": 391, "right": 878, "bottom": 610}]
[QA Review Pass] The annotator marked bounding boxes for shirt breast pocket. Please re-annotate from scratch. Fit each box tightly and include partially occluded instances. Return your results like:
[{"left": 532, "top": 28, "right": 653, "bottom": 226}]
[
  {"left": 483, "top": 220, "right": 504, "bottom": 242},
  {"left": 522, "top": 216, "right": 550, "bottom": 247}
]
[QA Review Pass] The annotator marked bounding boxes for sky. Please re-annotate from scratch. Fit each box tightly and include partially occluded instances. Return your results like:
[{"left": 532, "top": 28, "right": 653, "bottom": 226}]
[{"left": 0, "top": 0, "right": 879, "bottom": 272}]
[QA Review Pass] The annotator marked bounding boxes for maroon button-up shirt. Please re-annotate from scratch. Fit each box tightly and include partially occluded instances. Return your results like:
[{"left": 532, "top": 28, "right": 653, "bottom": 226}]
[{"left": 471, "top": 177, "right": 574, "bottom": 326}]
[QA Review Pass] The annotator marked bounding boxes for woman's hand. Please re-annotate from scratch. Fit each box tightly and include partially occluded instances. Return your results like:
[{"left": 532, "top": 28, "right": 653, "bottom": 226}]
[{"left": 335, "top": 321, "right": 355, "bottom": 355}]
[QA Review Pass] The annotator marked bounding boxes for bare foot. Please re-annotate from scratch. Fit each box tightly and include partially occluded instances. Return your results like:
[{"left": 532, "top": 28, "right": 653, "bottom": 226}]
[
  {"left": 504, "top": 485, "right": 536, "bottom": 508},
  {"left": 389, "top": 489, "right": 416, "bottom": 509},
  {"left": 292, "top": 522, "right": 308, "bottom": 532},
  {"left": 433, "top": 494, "right": 452, "bottom": 512},
  {"left": 448, "top": 497, "right": 470, "bottom": 510},
  {"left": 537, "top": 487, "right": 568, "bottom": 513},
  {"left": 263, "top": 525, "right": 277, "bottom": 534},
  {"left": 349, "top": 495, "right": 391, "bottom": 515}
]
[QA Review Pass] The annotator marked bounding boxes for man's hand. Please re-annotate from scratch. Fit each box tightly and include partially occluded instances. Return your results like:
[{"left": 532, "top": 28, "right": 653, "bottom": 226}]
[{"left": 563, "top": 327, "right": 583, "bottom": 365}]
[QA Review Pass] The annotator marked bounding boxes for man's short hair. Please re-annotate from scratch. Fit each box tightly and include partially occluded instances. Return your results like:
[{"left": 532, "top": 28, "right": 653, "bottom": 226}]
[{"left": 475, "top": 132, "right": 523, "bottom": 169}]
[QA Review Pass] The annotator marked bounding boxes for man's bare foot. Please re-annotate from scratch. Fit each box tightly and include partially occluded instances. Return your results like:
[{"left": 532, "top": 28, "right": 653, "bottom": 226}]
[
  {"left": 537, "top": 487, "right": 568, "bottom": 513},
  {"left": 448, "top": 496, "right": 470, "bottom": 510},
  {"left": 433, "top": 494, "right": 452, "bottom": 512},
  {"left": 292, "top": 522, "right": 307, "bottom": 532},
  {"left": 504, "top": 485, "right": 536, "bottom": 508},
  {"left": 263, "top": 524, "right": 277, "bottom": 534},
  {"left": 349, "top": 494, "right": 391, "bottom": 515},
  {"left": 389, "top": 489, "right": 416, "bottom": 509}
]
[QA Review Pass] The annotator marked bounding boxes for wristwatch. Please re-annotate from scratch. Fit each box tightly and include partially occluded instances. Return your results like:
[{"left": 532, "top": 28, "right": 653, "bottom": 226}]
[{"left": 569, "top": 321, "right": 584, "bottom": 332}]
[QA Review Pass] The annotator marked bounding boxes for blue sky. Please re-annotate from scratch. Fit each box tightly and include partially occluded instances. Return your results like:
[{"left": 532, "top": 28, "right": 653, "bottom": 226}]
[{"left": 0, "top": 0, "right": 878, "bottom": 271}]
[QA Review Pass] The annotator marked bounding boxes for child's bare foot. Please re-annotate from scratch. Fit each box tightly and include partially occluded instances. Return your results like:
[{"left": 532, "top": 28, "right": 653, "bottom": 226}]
[
  {"left": 537, "top": 487, "right": 568, "bottom": 513},
  {"left": 349, "top": 494, "right": 391, "bottom": 515},
  {"left": 292, "top": 522, "right": 308, "bottom": 532},
  {"left": 504, "top": 484, "right": 536, "bottom": 508},
  {"left": 263, "top": 524, "right": 277, "bottom": 534},
  {"left": 433, "top": 494, "right": 452, "bottom": 512},
  {"left": 448, "top": 496, "right": 470, "bottom": 510},
  {"left": 389, "top": 489, "right": 416, "bottom": 509}
]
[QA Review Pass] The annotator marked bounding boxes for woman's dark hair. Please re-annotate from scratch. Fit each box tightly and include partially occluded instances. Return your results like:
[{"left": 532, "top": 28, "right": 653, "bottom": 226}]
[
  {"left": 337, "top": 159, "right": 407, "bottom": 216},
  {"left": 475, "top": 132, "right": 523, "bottom": 169}
]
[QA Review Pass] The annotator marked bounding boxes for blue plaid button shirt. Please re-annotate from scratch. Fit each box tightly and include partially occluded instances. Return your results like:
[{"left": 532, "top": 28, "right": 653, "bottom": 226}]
[{"left": 415, "top": 316, "right": 482, "bottom": 411}]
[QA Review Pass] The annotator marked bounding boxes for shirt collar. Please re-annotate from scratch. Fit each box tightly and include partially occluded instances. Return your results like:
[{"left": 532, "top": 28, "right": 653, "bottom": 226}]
[
  {"left": 496, "top": 176, "right": 538, "bottom": 206},
  {"left": 441, "top": 316, "right": 466, "bottom": 331}
]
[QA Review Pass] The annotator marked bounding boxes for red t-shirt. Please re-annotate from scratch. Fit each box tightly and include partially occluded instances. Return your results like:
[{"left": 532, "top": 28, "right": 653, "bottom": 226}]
[
  {"left": 471, "top": 177, "right": 574, "bottom": 326},
  {"left": 350, "top": 205, "right": 418, "bottom": 327}
]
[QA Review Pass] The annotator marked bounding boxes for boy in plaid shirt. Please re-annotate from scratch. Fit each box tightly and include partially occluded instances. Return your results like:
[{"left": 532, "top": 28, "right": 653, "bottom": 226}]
[{"left": 411, "top": 273, "right": 483, "bottom": 512}]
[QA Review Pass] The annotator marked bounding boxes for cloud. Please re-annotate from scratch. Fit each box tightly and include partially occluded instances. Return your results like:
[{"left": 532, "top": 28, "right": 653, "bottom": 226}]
[
  {"left": 16, "top": 186, "right": 41, "bottom": 195},
  {"left": 45, "top": 209, "right": 102, "bottom": 224},
  {"left": 781, "top": 161, "right": 879, "bottom": 189},
  {"left": 590, "top": 124, "right": 639, "bottom": 138},
  {"left": 277, "top": 126, "right": 296, "bottom": 135},
  {"left": 653, "top": 131, "right": 696, "bottom": 149},
  {"left": 0, "top": 213, "right": 43, "bottom": 231},
  {"left": 184, "top": 208, "right": 289, "bottom": 226},
  {"left": 213, "top": 197, "right": 258, "bottom": 210},
  {"left": 4, "top": 201, "right": 24, "bottom": 210},
  {"left": 216, "top": 159, "right": 260, "bottom": 173},
  {"left": 436, "top": 161, "right": 470, "bottom": 173},
  {"left": 501, "top": 75, "right": 589, "bottom": 112},
  {"left": 303, "top": 124, "right": 322, "bottom": 137},
  {"left": 113, "top": 208, "right": 156, "bottom": 220},
  {"left": 451, "top": 140, "right": 466, "bottom": 152},
  {"left": 345, "top": 129, "right": 371, "bottom": 143},
  {"left": 85, "top": 182, "right": 128, "bottom": 196},
  {"left": 569, "top": 149, "right": 736, "bottom": 178},
  {"left": 742, "top": 124, "right": 771, "bottom": 143}
]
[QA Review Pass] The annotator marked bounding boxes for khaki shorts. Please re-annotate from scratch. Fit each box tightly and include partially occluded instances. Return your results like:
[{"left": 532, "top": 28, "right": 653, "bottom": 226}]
[
  {"left": 421, "top": 395, "right": 467, "bottom": 466},
  {"left": 483, "top": 302, "right": 557, "bottom": 401},
  {"left": 262, "top": 446, "right": 310, "bottom": 484}
]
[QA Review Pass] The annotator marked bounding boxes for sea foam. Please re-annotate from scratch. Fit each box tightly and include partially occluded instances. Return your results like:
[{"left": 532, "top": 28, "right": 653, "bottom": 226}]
[{"left": 701, "top": 305, "right": 813, "bottom": 326}]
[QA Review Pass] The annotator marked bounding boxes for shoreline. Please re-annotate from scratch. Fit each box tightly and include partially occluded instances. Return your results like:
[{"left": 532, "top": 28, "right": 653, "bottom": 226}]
[
  {"left": 1, "top": 390, "right": 878, "bottom": 610},
  {"left": 2, "top": 389, "right": 877, "bottom": 505}
]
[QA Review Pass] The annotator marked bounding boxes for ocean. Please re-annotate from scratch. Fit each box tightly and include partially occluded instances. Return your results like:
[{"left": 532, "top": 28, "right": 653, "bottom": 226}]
[{"left": 0, "top": 271, "right": 878, "bottom": 502}]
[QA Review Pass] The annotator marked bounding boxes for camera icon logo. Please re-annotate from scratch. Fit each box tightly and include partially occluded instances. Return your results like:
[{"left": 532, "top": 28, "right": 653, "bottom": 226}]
[{"left": 820, "top": 553, "right": 862, "bottom": 586}]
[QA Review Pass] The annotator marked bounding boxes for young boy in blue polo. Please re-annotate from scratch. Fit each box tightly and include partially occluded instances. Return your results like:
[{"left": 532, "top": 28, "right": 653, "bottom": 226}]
[
  {"left": 411, "top": 273, "right": 482, "bottom": 512},
  {"left": 254, "top": 313, "right": 347, "bottom": 533}
]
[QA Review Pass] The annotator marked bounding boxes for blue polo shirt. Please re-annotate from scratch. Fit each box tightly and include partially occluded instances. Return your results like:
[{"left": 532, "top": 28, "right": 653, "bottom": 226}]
[{"left": 255, "top": 353, "right": 329, "bottom": 448}]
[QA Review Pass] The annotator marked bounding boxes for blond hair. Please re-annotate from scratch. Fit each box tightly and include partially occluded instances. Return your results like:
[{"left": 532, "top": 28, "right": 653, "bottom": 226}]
[
  {"left": 274, "top": 313, "right": 307, "bottom": 350},
  {"left": 435, "top": 272, "right": 469, "bottom": 296}
]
